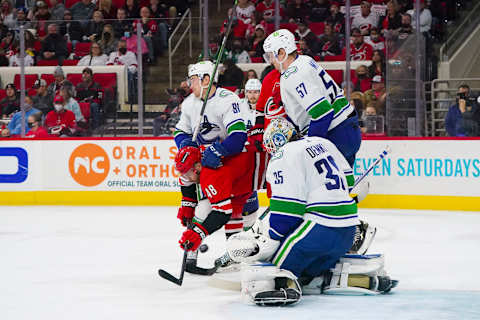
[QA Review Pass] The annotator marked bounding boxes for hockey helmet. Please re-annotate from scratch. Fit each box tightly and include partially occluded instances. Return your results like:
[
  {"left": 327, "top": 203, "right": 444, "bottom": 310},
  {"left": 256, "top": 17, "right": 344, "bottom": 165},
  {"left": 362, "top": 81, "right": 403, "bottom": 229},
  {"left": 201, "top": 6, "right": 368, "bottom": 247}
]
[
  {"left": 175, "top": 146, "right": 202, "bottom": 174},
  {"left": 188, "top": 60, "right": 218, "bottom": 83},
  {"left": 263, "top": 117, "right": 297, "bottom": 154},
  {"left": 245, "top": 78, "right": 262, "bottom": 92},
  {"left": 263, "top": 29, "right": 297, "bottom": 61}
]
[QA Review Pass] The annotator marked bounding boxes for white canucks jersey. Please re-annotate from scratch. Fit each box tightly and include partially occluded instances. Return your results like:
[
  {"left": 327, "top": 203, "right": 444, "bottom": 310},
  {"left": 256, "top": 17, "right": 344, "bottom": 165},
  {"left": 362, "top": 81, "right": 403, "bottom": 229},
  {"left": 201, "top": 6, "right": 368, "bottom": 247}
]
[
  {"left": 266, "top": 136, "right": 358, "bottom": 233},
  {"left": 240, "top": 98, "right": 256, "bottom": 130},
  {"left": 174, "top": 87, "right": 247, "bottom": 145},
  {"left": 280, "top": 55, "right": 354, "bottom": 134}
]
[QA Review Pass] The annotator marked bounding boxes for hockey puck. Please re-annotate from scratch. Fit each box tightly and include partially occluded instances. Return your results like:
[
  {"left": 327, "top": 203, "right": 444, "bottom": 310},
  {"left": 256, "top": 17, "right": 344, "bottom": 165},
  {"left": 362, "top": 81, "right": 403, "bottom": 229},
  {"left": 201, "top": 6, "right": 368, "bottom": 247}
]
[{"left": 199, "top": 244, "right": 209, "bottom": 253}]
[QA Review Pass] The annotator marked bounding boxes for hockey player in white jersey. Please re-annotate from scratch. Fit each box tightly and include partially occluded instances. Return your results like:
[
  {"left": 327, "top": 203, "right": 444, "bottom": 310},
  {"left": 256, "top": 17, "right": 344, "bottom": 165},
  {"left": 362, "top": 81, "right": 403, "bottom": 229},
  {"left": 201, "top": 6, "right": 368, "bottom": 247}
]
[
  {"left": 242, "top": 78, "right": 262, "bottom": 129},
  {"left": 174, "top": 60, "right": 249, "bottom": 167},
  {"left": 262, "top": 29, "right": 361, "bottom": 166},
  {"left": 225, "top": 118, "right": 397, "bottom": 306}
]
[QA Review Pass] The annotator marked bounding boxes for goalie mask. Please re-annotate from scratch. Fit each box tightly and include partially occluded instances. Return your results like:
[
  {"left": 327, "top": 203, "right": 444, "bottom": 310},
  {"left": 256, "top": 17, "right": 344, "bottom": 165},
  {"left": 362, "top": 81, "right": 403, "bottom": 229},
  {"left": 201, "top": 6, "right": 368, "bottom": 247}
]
[{"left": 263, "top": 118, "right": 297, "bottom": 154}]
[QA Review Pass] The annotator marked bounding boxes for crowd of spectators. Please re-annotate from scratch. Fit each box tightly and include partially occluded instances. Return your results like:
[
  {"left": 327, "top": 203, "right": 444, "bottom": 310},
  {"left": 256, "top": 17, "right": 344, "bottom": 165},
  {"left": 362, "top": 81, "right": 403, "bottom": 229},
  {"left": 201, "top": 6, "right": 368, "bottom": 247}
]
[
  {"left": 0, "top": 0, "right": 193, "bottom": 138},
  {"left": 206, "top": 0, "right": 464, "bottom": 135},
  {"left": 0, "top": 0, "right": 191, "bottom": 68}
]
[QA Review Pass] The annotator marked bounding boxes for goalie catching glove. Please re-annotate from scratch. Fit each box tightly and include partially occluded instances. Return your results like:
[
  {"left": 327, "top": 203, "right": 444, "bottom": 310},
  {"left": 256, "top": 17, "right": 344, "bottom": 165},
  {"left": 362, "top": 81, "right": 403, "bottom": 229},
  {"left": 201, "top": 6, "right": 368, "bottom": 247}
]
[{"left": 179, "top": 223, "right": 208, "bottom": 251}]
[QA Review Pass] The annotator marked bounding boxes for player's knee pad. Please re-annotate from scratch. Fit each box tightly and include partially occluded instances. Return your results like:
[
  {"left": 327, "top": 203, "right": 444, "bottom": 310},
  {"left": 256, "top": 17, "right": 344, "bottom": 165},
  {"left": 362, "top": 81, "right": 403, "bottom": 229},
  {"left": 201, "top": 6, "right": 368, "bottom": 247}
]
[
  {"left": 227, "top": 232, "right": 280, "bottom": 264},
  {"left": 241, "top": 264, "right": 301, "bottom": 306},
  {"left": 323, "top": 254, "right": 395, "bottom": 295}
]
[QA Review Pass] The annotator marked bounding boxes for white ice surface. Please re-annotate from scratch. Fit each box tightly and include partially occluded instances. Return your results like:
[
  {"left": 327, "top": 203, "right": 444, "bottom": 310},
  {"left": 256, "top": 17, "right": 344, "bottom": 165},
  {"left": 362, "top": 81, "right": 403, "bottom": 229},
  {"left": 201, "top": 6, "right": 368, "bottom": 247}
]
[{"left": 1, "top": 206, "right": 480, "bottom": 320}]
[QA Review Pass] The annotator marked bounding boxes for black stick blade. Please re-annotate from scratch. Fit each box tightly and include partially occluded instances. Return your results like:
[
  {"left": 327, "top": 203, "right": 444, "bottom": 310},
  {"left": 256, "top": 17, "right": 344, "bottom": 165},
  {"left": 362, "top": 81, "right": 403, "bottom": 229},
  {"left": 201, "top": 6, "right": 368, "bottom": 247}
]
[{"left": 158, "top": 269, "right": 183, "bottom": 286}]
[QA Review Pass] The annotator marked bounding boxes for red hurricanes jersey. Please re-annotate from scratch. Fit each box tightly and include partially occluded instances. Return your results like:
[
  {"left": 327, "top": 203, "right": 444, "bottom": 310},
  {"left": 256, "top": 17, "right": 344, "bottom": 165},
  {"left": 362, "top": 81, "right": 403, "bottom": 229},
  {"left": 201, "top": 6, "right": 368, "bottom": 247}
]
[
  {"left": 256, "top": 69, "right": 286, "bottom": 129},
  {"left": 343, "top": 42, "right": 373, "bottom": 61}
]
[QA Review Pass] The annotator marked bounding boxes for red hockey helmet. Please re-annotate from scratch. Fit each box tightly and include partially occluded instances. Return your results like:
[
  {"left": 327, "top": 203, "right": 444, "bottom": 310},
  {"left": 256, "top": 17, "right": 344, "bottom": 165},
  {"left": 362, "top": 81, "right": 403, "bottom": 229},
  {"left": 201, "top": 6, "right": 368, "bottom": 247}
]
[{"left": 175, "top": 146, "right": 201, "bottom": 174}]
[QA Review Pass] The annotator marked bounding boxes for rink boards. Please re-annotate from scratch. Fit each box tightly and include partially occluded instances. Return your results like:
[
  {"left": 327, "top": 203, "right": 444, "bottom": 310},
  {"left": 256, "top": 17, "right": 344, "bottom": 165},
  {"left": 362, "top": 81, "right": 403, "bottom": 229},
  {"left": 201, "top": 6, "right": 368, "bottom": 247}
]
[{"left": 0, "top": 137, "right": 479, "bottom": 211}]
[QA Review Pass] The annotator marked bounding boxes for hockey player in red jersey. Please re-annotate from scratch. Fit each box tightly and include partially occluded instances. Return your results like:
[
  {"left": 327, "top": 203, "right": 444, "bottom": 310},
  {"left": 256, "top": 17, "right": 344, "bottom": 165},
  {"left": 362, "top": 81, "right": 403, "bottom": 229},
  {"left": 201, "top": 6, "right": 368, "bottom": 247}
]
[{"left": 175, "top": 146, "right": 255, "bottom": 251}]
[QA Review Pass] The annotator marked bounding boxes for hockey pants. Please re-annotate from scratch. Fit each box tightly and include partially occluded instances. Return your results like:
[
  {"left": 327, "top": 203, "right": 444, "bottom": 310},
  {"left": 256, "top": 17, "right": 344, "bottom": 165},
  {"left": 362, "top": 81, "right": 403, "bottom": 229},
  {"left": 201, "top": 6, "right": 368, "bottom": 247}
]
[{"left": 272, "top": 220, "right": 355, "bottom": 278}]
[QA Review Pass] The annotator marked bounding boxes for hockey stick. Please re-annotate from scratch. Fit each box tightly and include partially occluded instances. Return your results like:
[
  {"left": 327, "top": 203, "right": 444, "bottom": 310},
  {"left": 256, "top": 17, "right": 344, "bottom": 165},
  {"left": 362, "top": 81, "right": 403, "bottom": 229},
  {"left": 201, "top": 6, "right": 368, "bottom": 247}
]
[
  {"left": 192, "top": 0, "right": 238, "bottom": 142},
  {"left": 353, "top": 146, "right": 391, "bottom": 189},
  {"left": 158, "top": 241, "right": 189, "bottom": 286},
  {"left": 186, "top": 207, "right": 272, "bottom": 276}
]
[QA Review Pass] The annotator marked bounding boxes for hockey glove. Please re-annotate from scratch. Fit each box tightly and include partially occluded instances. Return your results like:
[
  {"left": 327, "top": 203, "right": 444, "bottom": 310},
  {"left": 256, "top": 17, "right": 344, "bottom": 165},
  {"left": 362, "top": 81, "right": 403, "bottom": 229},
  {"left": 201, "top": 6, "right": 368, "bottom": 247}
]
[
  {"left": 179, "top": 137, "right": 199, "bottom": 149},
  {"left": 179, "top": 223, "right": 208, "bottom": 251},
  {"left": 246, "top": 124, "right": 265, "bottom": 152},
  {"left": 201, "top": 141, "right": 227, "bottom": 169},
  {"left": 177, "top": 196, "right": 197, "bottom": 227}
]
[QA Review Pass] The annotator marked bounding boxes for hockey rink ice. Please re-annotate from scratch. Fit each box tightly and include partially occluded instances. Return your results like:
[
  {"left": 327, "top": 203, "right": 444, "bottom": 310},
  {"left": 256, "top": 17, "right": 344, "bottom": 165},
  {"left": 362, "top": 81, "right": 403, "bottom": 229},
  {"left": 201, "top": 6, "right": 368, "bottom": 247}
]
[{"left": 1, "top": 206, "right": 479, "bottom": 320}]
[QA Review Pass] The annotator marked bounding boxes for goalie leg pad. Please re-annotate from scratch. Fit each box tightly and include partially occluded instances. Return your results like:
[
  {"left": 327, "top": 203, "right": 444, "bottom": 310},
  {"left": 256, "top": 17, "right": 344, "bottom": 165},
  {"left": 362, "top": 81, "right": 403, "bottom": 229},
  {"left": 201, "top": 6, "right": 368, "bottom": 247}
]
[
  {"left": 323, "top": 254, "right": 397, "bottom": 295},
  {"left": 241, "top": 264, "right": 302, "bottom": 306},
  {"left": 227, "top": 232, "right": 280, "bottom": 264}
]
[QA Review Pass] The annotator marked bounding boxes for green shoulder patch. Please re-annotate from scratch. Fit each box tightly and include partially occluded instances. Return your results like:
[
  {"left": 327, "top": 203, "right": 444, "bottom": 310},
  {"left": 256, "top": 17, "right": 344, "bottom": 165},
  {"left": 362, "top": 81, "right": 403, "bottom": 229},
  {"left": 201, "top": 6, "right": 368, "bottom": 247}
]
[
  {"left": 283, "top": 66, "right": 298, "bottom": 79},
  {"left": 219, "top": 89, "right": 233, "bottom": 97},
  {"left": 270, "top": 150, "right": 284, "bottom": 161}
]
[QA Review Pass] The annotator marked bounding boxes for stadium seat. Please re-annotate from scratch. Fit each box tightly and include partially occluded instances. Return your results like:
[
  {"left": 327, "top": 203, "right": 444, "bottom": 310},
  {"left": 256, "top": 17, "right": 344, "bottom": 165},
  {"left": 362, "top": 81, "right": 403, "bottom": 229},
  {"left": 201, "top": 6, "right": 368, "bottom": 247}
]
[
  {"left": 63, "top": 59, "right": 79, "bottom": 66},
  {"left": 309, "top": 22, "right": 325, "bottom": 36},
  {"left": 0, "top": 89, "right": 6, "bottom": 100},
  {"left": 33, "top": 40, "right": 42, "bottom": 53},
  {"left": 223, "top": 86, "right": 237, "bottom": 93},
  {"left": 74, "top": 42, "right": 92, "bottom": 58},
  {"left": 112, "top": 0, "right": 125, "bottom": 9},
  {"left": 251, "top": 57, "right": 263, "bottom": 63},
  {"left": 280, "top": 23, "right": 297, "bottom": 34},
  {"left": 41, "top": 74, "right": 55, "bottom": 86},
  {"left": 65, "top": 0, "right": 80, "bottom": 8},
  {"left": 37, "top": 59, "right": 59, "bottom": 66},
  {"left": 27, "top": 88, "right": 37, "bottom": 96},
  {"left": 93, "top": 73, "right": 117, "bottom": 89},
  {"left": 66, "top": 74, "right": 83, "bottom": 86},
  {"left": 323, "top": 55, "right": 344, "bottom": 61},
  {"left": 79, "top": 102, "right": 91, "bottom": 122},
  {"left": 14, "top": 74, "right": 38, "bottom": 89},
  {"left": 326, "top": 69, "right": 344, "bottom": 87}
]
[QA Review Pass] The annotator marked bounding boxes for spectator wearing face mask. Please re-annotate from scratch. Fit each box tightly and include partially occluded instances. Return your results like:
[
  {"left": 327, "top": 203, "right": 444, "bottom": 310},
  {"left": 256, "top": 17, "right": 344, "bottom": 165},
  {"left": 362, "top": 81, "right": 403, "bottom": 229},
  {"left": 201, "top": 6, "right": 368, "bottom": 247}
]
[
  {"left": 47, "top": 66, "right": 73, "bottom": 104},
  {"left": 352, "top": 65, "right": 372, "bottom": 92},
  {"left": 25, "top": 112, "right": 50, "bottom": 138},
  {"left": 98, "top": 24, "right": 117, "bottom": 55},
  {"left": 59, "top": 10, "right": 83, "bottom": 50},
  {"left": 45, "top": 95, "right": 77, "bottom": 137},
  {"left": 41, "top": 23, "right": 68, "bottom": 65},
  {"left": 7, "top": 95, "right": 40, "bottom": 136},
  {"left": 226, "top": 38, "right": 251, "bottom": 64}
]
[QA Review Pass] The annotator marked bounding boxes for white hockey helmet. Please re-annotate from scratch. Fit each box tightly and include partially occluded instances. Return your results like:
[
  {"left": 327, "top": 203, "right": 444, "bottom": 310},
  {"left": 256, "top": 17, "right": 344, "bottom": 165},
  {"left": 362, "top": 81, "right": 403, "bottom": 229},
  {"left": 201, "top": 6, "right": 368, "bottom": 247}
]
[
  {"left": 245, "top": 78, "right": 262, "bottom": 92},
  {"left": 263, "top": 117, "right": 297, "bottom": 154},
  {"left": 263, "top": 29, "right": 297, "bottom": 60},
  {"left": 188, "top": 60, "right": 218, "bottom": 83}
]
